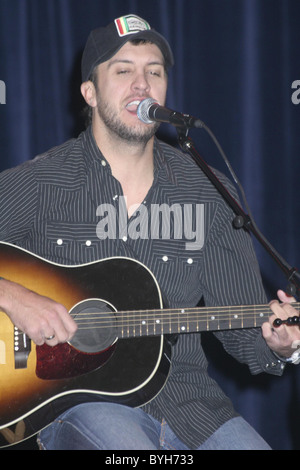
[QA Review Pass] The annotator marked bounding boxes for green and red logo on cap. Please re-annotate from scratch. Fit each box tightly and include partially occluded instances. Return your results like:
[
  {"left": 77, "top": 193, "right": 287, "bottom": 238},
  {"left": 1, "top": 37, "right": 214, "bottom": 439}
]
[{"left": 114, "top": 15, "right": 151, "bottom": 37}]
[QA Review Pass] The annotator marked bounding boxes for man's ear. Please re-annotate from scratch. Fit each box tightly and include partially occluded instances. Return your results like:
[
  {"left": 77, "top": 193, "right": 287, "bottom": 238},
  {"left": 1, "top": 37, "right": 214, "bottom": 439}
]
[{"left": 80, "top": 81, "right": 97, "bottom": 108}]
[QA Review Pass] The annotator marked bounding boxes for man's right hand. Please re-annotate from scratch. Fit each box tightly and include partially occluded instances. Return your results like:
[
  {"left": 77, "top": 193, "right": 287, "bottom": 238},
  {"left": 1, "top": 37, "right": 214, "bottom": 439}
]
[{"left": 0, "top": 278, "right": 78, "bottom": 346}]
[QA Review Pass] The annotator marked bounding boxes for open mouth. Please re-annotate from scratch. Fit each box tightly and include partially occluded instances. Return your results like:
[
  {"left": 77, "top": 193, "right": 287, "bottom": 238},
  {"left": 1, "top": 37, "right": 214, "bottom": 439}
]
[{"left": 125, "top": 100, "right": 142, "bottom": 114}]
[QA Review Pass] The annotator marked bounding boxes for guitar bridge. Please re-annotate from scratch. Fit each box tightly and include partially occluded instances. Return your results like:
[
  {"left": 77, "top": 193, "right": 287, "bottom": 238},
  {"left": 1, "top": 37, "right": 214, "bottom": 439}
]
[{"left": 14, "top": 327, "right": 31, "bottom": 369}]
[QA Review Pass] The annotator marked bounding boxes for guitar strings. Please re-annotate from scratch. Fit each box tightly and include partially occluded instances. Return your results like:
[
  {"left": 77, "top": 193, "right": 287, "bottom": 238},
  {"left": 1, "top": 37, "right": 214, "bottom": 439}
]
[
  {"left": 69, "top": 303, "right": 300, "bottom": 319},
  {"left": 70, "top": 304, "right": 300, "bottom": 321},
  {"left": 68, "top": 302, "right": 300, "bottom": 331}
]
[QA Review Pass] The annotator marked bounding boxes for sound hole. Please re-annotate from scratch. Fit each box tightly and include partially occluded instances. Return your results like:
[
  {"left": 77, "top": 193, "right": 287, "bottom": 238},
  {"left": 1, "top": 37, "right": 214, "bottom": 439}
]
[{"left": 69, "top": 299, "right": 117, "bottom": 353}]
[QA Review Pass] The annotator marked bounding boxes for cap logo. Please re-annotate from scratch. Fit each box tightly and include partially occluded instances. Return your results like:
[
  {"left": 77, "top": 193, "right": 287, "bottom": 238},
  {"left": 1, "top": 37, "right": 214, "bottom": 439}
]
[{"left": 114, "top": 15, "right": 151, "bottom": 37}]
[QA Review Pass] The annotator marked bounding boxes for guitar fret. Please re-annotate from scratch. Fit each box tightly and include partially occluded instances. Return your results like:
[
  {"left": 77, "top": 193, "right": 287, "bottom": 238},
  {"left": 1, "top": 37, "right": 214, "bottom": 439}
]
[
  {"left": 208, "top": 313, "right": 219, "bottom": 331},
  {"left": 141, "top": 317, "right": 148, "bottom": 336},
  {"left": 230, "top": 311, "right": 242, "bottom": 330},
  {"left": 178, "top": 309, "right": 186, "bottom": 333},
  {"left": 168, "top": 312, "right": 172, "bottom": 334},
  {"left": 155, "top": 317, "right": 161, "bottom": 336},
  {"left": 184, "top": 309, "right": 200, "bottom": 334},
  {"left": 256, "top": 310, "right": 267, "bottom": 327},
  {"left": 218, "top": 308, "right": 230, "bottom": 330}
]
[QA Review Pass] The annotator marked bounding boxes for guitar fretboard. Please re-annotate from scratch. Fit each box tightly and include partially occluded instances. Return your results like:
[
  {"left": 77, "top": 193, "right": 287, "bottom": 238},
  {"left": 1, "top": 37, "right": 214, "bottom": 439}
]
[
  {"left": 73, "top": 303, "right": 300, "bottom": 339},
  {"left": 116, "top": 305, "right": 272, "bottom": 338}
]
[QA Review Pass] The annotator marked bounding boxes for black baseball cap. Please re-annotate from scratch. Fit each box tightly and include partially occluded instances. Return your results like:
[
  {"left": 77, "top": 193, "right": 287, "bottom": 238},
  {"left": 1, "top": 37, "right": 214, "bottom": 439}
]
[{"left": 81, "top": 14, "right": 174, "bottom": 82}]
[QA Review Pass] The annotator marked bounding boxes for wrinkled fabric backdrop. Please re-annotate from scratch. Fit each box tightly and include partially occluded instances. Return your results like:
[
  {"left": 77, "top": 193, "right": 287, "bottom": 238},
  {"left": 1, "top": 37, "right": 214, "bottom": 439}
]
[{"left": 0, "top": 0, "right": 299, "bottom": 450}]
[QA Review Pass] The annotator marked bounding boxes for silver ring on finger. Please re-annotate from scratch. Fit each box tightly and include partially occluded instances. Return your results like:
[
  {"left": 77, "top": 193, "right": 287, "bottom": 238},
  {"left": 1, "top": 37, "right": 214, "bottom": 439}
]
[{"left": 45, "top": 334, "right": 55, "bottom": 340}]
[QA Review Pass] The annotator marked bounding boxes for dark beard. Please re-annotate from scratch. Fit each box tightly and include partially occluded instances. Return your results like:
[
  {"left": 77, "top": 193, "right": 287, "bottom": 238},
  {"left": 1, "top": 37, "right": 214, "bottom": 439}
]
[{"left": 96, "top": 98, "right": 160, "bottom": 144}]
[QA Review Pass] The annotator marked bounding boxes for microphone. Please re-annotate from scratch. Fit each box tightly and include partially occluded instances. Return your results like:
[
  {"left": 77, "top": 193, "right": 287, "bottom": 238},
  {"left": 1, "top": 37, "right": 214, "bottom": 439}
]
[{"left": 137, "top": 98, "right": 203, "bottom": 129}]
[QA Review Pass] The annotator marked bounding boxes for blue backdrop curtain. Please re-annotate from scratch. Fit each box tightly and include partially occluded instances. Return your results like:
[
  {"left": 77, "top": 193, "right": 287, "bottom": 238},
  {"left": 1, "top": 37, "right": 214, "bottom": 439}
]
[{"left": 0, "top": 0, "right": 299, "bottom": 450}]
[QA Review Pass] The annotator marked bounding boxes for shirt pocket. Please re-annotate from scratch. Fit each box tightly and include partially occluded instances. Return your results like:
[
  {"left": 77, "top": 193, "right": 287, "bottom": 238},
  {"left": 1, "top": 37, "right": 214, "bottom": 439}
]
[
  {"left": 46, "top": 221, "right": 100, "bottom": 264},
  {"left": 153, "top": 242, "right": 203, "bottom": 308}
]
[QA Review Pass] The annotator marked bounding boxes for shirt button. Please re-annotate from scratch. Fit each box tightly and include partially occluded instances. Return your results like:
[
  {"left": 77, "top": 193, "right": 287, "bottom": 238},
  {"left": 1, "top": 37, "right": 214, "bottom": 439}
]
[
  {"left": 85, "top": 240, "right": 92, "bottom": 247},
  {"left": 56, "top": 239, "right": 63, "bottom": 245},
  {"left": 101, "top": 160, "right": 107, "bottom": 167},
  {"left": 187, "top": 258, "right": 194, "bottom": 264},
  {"left": 122, "top": 236, "right": 127, "bottom": 242},
  {"left": 162, "top": 256, "right": 168, "bottom": 262}
]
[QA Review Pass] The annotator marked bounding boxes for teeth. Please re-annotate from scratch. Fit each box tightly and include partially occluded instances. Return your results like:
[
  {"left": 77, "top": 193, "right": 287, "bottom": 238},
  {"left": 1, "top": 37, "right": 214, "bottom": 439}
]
[{"left": 126, "top": 100, "right": 141, "bottom": 108}]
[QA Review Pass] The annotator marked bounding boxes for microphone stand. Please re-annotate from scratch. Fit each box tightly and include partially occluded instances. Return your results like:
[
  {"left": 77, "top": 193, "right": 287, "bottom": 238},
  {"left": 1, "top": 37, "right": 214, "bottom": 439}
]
[{"left": 176, "top": 125, "right": 300, "bottom": 299}]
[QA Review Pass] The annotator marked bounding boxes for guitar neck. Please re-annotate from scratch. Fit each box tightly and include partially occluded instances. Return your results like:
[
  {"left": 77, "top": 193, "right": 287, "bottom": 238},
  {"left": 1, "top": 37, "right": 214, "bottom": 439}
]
[{"left": 116, "top": 302, "right": 300, "bottom": 338}]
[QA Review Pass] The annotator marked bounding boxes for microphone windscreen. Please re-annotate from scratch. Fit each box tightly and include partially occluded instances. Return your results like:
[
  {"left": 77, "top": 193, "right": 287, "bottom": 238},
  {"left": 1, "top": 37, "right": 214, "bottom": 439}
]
[{"left": 137, "top": 98, "right": 157, "bottom": 124}]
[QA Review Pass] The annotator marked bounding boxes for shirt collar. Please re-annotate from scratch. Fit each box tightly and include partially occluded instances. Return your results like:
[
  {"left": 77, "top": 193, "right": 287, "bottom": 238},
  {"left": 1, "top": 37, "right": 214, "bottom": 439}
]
[
  {"left": 153, "top": 138, "right": 177, "bottom": 186},
  {"left": 83, "top": 125, "right": 177, "bottom": 186}
]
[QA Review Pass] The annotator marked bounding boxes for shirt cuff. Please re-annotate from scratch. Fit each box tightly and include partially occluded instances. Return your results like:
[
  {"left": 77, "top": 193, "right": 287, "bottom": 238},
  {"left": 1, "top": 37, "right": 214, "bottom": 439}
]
[
  {"left": 273, "top": 350, "right": 300, "bottom": 365},
  {"left": 255, "top": 333, "right": 286, "bottom": 375}
]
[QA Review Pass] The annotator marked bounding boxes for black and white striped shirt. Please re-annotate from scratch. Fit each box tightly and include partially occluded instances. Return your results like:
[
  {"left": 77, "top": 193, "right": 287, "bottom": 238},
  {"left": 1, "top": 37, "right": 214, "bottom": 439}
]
[{"left": 0, "top": 126, "right": 284, "bottom": 448}]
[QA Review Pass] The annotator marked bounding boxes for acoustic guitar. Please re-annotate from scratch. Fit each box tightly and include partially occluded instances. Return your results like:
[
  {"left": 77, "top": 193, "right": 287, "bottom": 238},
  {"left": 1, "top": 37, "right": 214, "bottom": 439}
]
[{"left": 0, "top": 241, "right": 284, "bottom": 447}]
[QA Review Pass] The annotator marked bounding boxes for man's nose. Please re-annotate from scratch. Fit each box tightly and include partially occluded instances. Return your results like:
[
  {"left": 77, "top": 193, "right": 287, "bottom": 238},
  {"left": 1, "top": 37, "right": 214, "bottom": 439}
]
[{"left": 131, "top": 72, "right": 151, "bottom": 92}]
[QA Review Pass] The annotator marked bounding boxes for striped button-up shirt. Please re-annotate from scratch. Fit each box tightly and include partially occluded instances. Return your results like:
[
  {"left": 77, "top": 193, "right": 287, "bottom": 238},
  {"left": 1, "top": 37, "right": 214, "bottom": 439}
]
[{"left": 0, "top": 126, "right": 284, "bottom": 448}]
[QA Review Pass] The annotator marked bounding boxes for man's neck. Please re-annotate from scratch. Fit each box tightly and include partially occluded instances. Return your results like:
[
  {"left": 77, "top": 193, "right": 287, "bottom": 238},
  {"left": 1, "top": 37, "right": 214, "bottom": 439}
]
[
  {"left": 92, "top": 122, "right": 155, "bottom": 215},
  {"left": 92, "top": 121, "right": 154, "bottom": 181}
]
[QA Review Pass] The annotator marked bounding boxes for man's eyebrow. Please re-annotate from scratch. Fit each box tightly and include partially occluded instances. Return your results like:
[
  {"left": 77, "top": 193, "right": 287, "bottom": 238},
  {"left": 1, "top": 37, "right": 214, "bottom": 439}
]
[
  {"left": 107, "top": 59, "right": 165, "bottom": 68},
  {"left": 147, "top": 61, "right": 165, "bottom": 67},
  {"left": 107, "top": 59, "right": 133, "bottom": 68}
]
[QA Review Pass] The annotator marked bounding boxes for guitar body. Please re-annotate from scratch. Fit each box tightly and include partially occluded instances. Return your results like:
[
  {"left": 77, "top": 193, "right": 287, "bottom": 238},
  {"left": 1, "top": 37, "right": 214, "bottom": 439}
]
[{"left": 0, "top": 242, "right": 171, "bottom": 447}]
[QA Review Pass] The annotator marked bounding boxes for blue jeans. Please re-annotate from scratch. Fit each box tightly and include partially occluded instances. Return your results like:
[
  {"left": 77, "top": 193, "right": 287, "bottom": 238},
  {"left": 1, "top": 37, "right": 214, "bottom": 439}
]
[{"left": 38, "top": 403, "right": 271, "bottom": 450}]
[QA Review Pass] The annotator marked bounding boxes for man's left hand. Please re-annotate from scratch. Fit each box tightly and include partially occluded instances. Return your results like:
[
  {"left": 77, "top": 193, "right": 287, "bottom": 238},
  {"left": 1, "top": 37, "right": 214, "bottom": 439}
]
[{"left": 262, "top": 289, "right": 300, "bottom": 359}]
